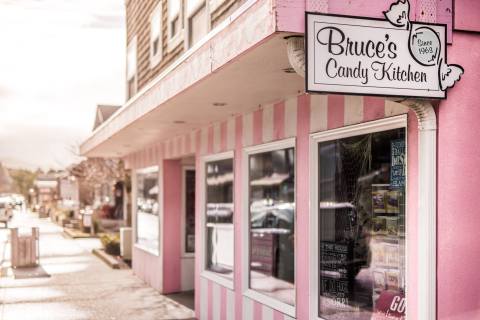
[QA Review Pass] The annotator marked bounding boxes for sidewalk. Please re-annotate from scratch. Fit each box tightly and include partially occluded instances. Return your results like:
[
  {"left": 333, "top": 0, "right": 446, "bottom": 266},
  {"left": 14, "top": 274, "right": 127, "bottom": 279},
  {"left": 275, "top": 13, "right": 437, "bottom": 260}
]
[{"left": 0, "top": 211, "right": 195, "bottom": 320}]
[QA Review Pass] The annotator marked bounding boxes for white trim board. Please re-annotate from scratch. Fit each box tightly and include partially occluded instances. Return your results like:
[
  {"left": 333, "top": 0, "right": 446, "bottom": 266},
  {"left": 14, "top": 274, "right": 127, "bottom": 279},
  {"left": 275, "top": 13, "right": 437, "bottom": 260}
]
[
  {"left": 242, "top": 137, "right": 296, "bottom": 317},
  {"left": 199, "top": 150, "right": 235, "bottom": 290},
  {"left": 309, "top": 115, "right": 408, "bottom": 320}
]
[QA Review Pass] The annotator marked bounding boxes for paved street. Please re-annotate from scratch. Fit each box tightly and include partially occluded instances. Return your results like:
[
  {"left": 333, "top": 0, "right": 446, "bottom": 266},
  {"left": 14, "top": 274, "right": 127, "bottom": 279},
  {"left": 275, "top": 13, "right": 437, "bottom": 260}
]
[{"left": 0, "top": 211, "right": 195, "bottom": 320}]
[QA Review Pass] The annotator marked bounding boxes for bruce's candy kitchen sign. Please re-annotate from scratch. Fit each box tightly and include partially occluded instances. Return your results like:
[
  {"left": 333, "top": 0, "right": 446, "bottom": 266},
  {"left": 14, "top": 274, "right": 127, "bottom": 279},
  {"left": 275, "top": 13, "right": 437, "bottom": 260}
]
[{"left": 306, "top": 0, "right": 464, "bottom": 99}]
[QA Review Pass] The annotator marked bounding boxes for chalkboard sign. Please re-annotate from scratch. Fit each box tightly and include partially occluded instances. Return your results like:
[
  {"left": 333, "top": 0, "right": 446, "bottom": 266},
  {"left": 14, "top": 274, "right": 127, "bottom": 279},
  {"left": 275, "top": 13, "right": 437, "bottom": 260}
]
[{"left": 320, "top": 241, "right": 354, "bottom": 299}]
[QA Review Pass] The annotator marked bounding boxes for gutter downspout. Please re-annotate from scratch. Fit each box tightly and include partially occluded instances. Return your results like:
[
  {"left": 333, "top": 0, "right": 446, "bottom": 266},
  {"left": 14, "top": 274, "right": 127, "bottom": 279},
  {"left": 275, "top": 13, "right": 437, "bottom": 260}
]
[
  {"left": 286, "top": 36, "right": 438, "bottom": 320},
  {"left": 397, "top": 99, "right": 437, "bottom": 320}
]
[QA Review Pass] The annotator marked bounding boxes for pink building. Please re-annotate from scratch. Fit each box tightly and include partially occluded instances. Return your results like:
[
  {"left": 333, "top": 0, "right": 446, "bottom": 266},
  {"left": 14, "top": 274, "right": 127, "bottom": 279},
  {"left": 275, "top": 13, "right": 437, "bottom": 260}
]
[{"left": 81, "top": 1, "right": 480, "bottom": 319}]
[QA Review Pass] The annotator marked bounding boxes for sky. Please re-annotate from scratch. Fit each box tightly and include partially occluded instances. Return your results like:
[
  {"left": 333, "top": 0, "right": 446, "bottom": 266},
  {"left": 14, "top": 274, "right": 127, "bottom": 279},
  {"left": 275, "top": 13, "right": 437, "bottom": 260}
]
[{"left": 0, "top": 0, "right": 126, "bottom": 170}]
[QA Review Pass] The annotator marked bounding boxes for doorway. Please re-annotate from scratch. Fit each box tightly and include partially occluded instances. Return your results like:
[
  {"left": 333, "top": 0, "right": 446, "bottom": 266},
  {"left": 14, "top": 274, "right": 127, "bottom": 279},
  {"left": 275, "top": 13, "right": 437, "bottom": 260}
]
[{"left": 178, "top": 158, "right": 196, "bottom": 309}]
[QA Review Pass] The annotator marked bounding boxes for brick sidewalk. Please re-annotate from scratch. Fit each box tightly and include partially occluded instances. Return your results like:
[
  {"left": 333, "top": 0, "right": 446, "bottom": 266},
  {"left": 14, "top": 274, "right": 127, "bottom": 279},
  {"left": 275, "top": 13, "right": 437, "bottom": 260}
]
[{"left": 0, "top": 211, "right": 195, "bottom": 320}]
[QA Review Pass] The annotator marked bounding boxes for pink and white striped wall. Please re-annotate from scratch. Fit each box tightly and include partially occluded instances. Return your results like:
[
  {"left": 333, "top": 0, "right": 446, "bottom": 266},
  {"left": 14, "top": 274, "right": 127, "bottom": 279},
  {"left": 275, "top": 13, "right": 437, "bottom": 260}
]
[{"left": 124, "top": 93, "right": 419, "bottom": 320}]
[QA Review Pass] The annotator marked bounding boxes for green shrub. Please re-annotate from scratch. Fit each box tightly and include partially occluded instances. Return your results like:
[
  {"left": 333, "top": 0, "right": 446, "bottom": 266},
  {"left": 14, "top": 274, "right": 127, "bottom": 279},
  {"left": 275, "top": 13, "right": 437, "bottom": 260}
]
[{"left": 100, "top": 233, "right": 120, "bottom": 256}]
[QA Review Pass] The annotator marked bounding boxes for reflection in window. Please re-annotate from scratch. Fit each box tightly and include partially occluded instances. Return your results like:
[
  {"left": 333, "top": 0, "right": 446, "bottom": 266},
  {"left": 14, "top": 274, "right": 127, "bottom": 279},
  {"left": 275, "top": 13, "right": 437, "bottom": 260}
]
[
  {"left": 205, "top": 158, "right": 234, "bottom": 279},
  {"left": 248, "top": 147, "right": 295, "bottom": 306},
  {"left": 136, "top": 168, "right": 159, "bottom": 252},
  {"left": 318, "top": 128, "right": 406, "bottom": 319}
]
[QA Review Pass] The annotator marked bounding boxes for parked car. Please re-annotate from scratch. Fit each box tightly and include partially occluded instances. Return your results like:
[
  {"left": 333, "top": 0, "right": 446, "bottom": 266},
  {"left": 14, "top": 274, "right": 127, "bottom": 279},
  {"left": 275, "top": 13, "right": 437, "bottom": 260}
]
[{"left": 0, "top": 198, "right": 13, "bottom": 226}]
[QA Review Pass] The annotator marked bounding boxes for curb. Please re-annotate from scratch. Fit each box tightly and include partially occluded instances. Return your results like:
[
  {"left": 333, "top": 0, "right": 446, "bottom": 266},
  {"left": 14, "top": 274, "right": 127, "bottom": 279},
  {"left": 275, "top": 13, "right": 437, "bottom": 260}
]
[
  {"left": 92, "top": 248, "right": 120, "bottom": 269},
  {"left": 63, "top": 228, "right": 97, "bottom": 239}
]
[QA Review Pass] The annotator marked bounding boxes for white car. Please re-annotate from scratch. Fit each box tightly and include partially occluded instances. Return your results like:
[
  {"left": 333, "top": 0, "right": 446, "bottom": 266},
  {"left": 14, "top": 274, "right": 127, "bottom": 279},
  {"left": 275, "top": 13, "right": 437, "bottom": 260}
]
[{"left": 0, "top": 198, "right": 13, "bottom": 226}]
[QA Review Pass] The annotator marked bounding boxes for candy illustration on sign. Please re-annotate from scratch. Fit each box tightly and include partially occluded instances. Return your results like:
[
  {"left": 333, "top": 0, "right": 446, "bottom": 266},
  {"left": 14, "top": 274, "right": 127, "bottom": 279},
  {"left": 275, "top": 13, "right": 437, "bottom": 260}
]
[
  {"left": 383, "top": 0, "right": 410, "bottom": 30},
  {"left": 384, "top": 0, "right": 464, "bottom": 91}
]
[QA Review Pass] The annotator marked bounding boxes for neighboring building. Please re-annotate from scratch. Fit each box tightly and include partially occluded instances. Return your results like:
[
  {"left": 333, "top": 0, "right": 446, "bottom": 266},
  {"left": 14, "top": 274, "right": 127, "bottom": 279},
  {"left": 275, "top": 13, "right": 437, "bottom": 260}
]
[
  {"left": 69, "top": 158, "right": 128, "bottom": 223},
  {"left": 57, "top": 172, "right": 80, "bottom": 215},
  {"left": 34, "top": 174, "right": 58, "bottom": 208},
  {"left": 80, "top": 1, "right": 480, "bottom": 320},
  {"left": 93, "top": 105, "right": 121, "bottom": 131}
]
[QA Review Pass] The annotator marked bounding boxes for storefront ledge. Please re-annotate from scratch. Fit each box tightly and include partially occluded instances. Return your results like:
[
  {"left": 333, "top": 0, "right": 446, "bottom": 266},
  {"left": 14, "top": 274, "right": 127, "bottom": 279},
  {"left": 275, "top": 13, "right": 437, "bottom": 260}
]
[
  {"left": 134, "top": 244, "right": 160, "bottom": 257},
  {"left": 243, "top": 289, "right": 295, "bottom": 318},
  {"left": 200, "top": 271, "right": 234, "bottom": 290}
]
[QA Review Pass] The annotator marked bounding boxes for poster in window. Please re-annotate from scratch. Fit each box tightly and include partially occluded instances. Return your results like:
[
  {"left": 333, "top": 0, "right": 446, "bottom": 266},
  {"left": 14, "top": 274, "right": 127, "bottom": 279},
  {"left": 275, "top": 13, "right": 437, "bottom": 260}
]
[{"left": 390, "top": 139, "right": 405, "bottom": 188}]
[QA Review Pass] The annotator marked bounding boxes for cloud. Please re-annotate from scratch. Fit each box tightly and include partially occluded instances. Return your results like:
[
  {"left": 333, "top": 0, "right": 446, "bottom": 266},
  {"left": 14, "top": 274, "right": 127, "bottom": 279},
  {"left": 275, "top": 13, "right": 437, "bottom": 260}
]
[
  {"left": 0, "top": 85, "right": 12, "bottom": 97},
  {"left": 0, "top": 0, "right": 126, "bottom": 170},
  {"left": 82, "top": 13, "right": 125, "bottom": 29}
]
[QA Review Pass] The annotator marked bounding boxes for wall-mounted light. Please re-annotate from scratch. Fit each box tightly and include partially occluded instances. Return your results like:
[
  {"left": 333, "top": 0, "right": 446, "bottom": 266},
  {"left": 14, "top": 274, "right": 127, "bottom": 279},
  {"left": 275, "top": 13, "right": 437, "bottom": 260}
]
[{"left": 282, "top": 67, "right": 296, "bottom": 74}]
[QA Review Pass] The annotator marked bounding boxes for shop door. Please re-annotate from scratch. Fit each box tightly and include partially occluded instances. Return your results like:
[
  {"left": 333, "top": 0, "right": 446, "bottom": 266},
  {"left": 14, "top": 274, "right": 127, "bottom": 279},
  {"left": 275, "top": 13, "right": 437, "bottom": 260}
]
[{"left": 181, "top": 166, "right": 196, "bottom": 292}]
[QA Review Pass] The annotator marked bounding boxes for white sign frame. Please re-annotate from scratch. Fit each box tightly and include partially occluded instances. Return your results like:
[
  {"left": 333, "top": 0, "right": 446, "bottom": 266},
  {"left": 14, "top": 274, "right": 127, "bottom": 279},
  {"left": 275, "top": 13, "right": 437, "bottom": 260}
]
[{"left": 306, "top": 12, "right": 450, "bottom": 99}]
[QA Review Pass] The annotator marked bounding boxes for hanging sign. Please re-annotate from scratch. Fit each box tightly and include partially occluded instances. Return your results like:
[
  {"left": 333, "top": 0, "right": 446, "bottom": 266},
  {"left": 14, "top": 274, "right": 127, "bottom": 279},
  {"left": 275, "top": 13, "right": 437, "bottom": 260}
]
[{"left": 306, "top": 0, "right": 464, "bottom": 99}]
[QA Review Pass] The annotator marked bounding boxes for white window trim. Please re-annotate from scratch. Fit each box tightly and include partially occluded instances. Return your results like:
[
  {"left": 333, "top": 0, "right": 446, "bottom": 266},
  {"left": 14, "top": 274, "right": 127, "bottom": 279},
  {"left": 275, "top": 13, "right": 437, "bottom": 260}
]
[
  {"left": 126, "top": 36, "right": 138, "bottom": 99},
  {"left": 200, "top": 150, "right": 235, "bottom": 290},
  {"left": 308, "top": 115, "right": 408, "bottom": 320},
  {"left": 186, "top": 0, "right": 208, "bottom": 48},
  {"left": 209, "top": 0, "right": 229, "bottom": 13},
  {"left": 181, "top": 165, "right": 196, "bottom": 258},
  {"left": 167, "top": 0, "right": 184, "bottom": 52},
  {"left": 134, "top": 165, "right": 162, "bottom": 258},
  {"left": 149, "top": 2, "right": 163, "bottom": 68},
  {"left": 242, "top": 137, "right": 296, "bottom": 318}
]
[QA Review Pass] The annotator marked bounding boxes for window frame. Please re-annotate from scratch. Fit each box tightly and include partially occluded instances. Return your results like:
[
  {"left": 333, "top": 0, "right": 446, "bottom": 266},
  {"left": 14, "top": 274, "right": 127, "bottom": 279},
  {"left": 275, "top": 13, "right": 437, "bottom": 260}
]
[
  {"left": 308, "top": 115, "right": 409, "bottom": 320},
  {"left": 209, "top": 0, "right": 230, "bottom": 13},
  {"left": 242, "top": 137, "right": 297, "bottom": 318},
  {"left": 186, "top": 0, "right": 208, "bottom": 48},
  {"left": 149, "top": 2, "right": 163, "bottom": 68},
  {"left": 167, "top": 0, "right": 184, "bottom": 52},
  {"left": 181, "top": 165, "right": 196, "bottom": 258},
  {"left": 134, "top": 165, "right": 162, "bottom": 257},
  {"left": 200, "top": 150, "right": 235, "bottom": 290},
  {"left": 126, "top": 36, "right": 137, "bottom": 99}
]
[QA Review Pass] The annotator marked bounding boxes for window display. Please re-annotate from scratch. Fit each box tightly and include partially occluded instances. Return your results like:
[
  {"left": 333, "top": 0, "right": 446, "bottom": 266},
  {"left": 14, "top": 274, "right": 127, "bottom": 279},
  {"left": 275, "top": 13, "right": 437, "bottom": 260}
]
[
  {"left": 318, "top": 128, "right": 406, "bottom": 320},
  {"left": 205, "top": 158, "right": 234, "bottom": 280},
  {"left": 136, "top": 167, "right": 159, "bottom": 253},
  {"left": 248, "top": 147, "right": 295, "bottom": 306}
]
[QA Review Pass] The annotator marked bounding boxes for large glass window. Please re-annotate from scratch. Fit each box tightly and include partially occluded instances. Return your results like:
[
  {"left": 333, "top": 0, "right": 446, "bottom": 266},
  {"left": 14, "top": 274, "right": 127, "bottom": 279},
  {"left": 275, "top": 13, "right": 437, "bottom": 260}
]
[
  {"left": 248, "top": 146, "right": 295, "bottom": 306},
  {"left": 317, "top": 128, "right": 406, "bottom": 319},
  {"left": 136, "top": 167, "right": 159, "bottom": 253},
  {"left": 205, "top": 157, "right": 234, "bottom": 280}
]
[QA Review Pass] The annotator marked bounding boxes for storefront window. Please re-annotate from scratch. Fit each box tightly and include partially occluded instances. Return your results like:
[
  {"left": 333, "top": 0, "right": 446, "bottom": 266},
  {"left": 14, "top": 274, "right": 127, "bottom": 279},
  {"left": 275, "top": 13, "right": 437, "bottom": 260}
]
[
  {"left": 136, "top": 167, "right": 159, "bottom": 253},
  {"left": 248, "top": 146, "right": 295, "bottom": 306},
  {"left": 205, "top": 158, "right": 234, "bottom": 280},
  {"left": 317, "top": 128, "right": 406, "bottom": 319}
]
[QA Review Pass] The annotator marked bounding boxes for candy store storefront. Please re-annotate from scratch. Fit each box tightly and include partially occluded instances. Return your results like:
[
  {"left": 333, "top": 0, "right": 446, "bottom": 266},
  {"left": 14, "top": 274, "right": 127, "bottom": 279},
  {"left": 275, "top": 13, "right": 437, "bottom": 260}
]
[{"left": 81, "top": 1, "right": 480, "bottom": 319}]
